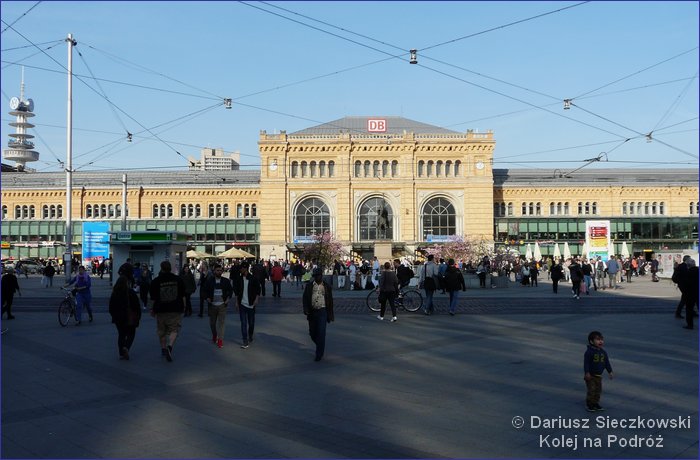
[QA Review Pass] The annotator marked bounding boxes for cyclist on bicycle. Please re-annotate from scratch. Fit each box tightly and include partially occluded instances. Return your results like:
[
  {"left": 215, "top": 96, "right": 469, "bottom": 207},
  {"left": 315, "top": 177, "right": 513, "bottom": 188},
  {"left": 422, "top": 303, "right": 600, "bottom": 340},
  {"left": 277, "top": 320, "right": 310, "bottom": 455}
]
[
  {"left": 394, "top": 259, "right": 414, "bottom": 290},
  {"left": 64, "top": 265, "right": 93, "bottom": 325}
]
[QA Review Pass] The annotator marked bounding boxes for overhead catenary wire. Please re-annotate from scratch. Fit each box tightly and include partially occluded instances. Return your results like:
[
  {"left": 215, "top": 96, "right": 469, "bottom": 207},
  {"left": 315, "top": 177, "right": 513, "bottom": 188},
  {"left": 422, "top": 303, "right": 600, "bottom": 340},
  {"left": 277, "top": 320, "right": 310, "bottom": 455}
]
[{"left": 0, "top": 1, "right": 42, "bottom": 35}]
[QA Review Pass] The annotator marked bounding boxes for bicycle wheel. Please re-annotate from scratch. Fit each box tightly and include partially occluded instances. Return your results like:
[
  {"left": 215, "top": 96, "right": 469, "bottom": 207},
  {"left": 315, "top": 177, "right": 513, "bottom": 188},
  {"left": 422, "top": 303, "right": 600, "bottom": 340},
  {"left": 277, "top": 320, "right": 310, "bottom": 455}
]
[
  {"left": 401, "top": 289, "right": 423, "bottom": 312},
  {"left": 58, "top": 300, "right": 73, "bottom": 327},
  {"left": 366, "top": 290, "right": 381, "bottom": 312}
]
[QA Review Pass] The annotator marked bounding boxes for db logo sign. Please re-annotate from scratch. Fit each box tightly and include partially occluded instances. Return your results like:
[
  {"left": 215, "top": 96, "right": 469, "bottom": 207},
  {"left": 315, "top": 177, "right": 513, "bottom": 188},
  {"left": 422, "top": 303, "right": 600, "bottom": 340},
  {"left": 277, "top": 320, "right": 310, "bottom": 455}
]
[{"left": 367, "top": 119, "right": 387, "bottom": 133}]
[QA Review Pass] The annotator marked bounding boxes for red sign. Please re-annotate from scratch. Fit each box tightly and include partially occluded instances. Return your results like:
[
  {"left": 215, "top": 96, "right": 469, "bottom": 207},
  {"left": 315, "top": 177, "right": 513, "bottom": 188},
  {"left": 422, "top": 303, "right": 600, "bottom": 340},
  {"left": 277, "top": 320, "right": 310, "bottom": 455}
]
[{"left": 367, "top": 119, "right": 387, "bottom": 133}]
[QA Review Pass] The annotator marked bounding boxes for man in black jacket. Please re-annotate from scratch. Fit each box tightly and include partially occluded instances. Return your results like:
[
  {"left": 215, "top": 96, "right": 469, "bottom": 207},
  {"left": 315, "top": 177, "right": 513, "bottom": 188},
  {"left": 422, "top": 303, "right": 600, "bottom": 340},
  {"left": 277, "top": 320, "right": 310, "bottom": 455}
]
[
  {"left": 672, "top": 255, "right": 690, "bottom": 318},
  {"left": 149, "top": 260, "right": 185, "bottom": 362},
  {"left": 302, "top": 267, "right": 334, "bottom": 362},
  {"left": 203, "top": 264, "right": 233, "bottom": 348},
  {"left": 232, "top": 262, "right": 261, "bottom": 349}
]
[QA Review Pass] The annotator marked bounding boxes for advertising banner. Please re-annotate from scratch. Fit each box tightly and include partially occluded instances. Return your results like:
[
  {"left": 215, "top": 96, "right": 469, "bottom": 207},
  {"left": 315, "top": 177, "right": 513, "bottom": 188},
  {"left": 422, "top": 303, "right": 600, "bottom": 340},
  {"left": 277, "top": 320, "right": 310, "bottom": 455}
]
[
  {"left": 82, "top": 222, "right": 110, "bottom": 264},
  {"left": 585, "top": 220, "right": 610, "bottom": 260}
]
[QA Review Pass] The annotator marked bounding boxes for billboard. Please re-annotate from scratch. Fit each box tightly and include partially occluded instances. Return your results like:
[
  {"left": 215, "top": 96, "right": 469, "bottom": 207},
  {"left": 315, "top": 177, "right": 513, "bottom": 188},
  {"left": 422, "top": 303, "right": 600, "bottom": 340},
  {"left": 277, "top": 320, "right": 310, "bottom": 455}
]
[
  {"left": 82, "top": 222, "right": 110, "bottom": 264},
  {"left": 585, "top": 220, "right": 610, "bottom": 260}
]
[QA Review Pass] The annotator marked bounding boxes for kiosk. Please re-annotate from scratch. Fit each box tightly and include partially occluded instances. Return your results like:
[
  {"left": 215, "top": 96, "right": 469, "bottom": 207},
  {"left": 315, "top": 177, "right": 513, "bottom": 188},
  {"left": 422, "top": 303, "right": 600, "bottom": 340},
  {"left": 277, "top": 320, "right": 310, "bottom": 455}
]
[{"left": 109, "top": 230, "right": 190, "bottom": 276}]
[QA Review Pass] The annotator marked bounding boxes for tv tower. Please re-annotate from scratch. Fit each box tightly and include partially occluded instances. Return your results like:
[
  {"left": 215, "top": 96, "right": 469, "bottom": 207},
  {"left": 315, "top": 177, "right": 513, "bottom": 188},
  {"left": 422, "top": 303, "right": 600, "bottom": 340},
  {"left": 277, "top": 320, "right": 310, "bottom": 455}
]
[{"left": 3, "top": 68, "right": 39, "bottom": 170}]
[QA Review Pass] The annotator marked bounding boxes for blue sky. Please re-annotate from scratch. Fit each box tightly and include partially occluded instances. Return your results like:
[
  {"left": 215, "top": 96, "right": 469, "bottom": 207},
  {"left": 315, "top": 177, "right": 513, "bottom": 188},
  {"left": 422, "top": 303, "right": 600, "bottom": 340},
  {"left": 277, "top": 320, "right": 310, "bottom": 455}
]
[{"left": 1, "top": 1, "right": 698, "bottom": 173}]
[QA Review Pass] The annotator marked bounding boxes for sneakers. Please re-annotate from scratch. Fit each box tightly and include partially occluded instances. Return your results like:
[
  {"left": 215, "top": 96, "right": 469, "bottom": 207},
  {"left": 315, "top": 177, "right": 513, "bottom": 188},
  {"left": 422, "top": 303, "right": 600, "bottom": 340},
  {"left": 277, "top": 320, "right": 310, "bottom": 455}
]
[
  {"left": 586, "top": 405, "right": 596, "bottom": 412},
  {"left": 594, "top": 404, "right": 605, "bottom": 411},
  {"left": 449, "top": 312, "right": 455, "bottom": 316},
  {"left": 241, "top": 342, "right": 249, "bottom": 349},
  {"left": 377, "top": 315, "right": 384, "bottom": 320},
  {"left": 165, "top": 345, "right": 173, "bottom": 362},
  {"left": 391, "top": 316, "right": 398, "bottom": 322},
  {"left": 576, "top": 295, "right": 580, "bottom": 299},
  {"left": 217, "top": 338, "right": 223, "bottom": 348},
  {"left": 120, "top": 347, "right": 129, "bottom": 360}
]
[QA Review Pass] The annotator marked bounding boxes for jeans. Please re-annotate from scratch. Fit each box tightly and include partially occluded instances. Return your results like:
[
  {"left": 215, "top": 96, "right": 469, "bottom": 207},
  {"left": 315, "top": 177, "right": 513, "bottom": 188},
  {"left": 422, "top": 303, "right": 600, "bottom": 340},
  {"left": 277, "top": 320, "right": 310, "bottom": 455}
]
[
  {"left": 379, "top": 292, "right": 397, "bottom": 318},
  {"left": 239, "top": 306, "right": 255, "bottom": 344},
  {"left": 308, "top": 308, "right": 327, "bottom": 360},
  {"left": 75, "top": 293, "right": 93, "bottom": 322},
  {"left": 272, "top": 280, "right": 281, "bottom": 296},
  {"left": 116, "top": 324, "right": 136, "bottom": 354},
  {"left": 424, "top": 289, "right": 435, "bottom": 313},
  {"left": 608, "top": 274, "right": 618, "bottom": 289},
  {"left": 448, "top": 290, "right": 460, "bottom": 313},
  {"left": 583, "top": 275, "right": 592, "bottom": 292}
]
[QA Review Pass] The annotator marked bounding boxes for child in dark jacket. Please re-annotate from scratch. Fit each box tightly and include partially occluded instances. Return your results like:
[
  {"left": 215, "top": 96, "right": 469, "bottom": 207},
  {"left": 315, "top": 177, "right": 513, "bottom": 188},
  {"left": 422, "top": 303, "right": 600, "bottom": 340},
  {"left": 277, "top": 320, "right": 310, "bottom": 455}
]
[{"left": 584, "top": 330, "right": 614, "bottom": 412}]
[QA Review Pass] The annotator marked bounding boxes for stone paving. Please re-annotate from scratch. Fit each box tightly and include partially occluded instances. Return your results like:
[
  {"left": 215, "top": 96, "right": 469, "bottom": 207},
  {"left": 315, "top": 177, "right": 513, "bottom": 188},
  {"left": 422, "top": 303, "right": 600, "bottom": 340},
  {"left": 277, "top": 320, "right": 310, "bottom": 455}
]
[{"left": 1, "top": 274, "right": 697, "bottom": 458}]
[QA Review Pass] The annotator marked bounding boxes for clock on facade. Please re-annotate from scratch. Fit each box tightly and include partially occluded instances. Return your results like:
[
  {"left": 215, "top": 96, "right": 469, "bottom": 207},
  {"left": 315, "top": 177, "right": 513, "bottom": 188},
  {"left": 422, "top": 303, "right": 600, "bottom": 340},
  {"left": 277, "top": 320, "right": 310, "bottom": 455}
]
[{"left": 475, "top": 161, "right": 485, "bottom": 170}]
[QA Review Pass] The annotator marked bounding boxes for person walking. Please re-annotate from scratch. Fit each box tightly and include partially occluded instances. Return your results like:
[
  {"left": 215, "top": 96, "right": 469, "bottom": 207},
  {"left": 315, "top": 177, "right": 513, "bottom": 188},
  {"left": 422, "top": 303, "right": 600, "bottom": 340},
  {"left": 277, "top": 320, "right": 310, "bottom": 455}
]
[
  {"left": 233, "top": 262, "right": 261, "bottom": 349},
  {"left": 302, "top": 267, "right": 334, "bottom": 361},
  {"left": 270, "top": 261, "right": 284, "bottom": 297},
  {"left": 64, "top": 265, "right": 93, "bottom": 324},
  {"left": 681, "top": 258, "right": 699, "bottom": 330},
  {"left": 138, "top": 263, "right": 152, "bottom": 310},
  {"left": 529, "top": 260, "right": 539, "bottom": 287},
  {"left": 197, "top": 263, "right": 211, "bottom": 318},
  {"left": 149, "top": 260, "right": 186, "bottom": 362},
  {"left": 1, "top": 267, "right": 21, "bottom": 319},
  {"left": 672, "top": 255, "right": 691, "bottom": 319},
  {"left": 420, "top": 254, "right": 439, "bottom": 315},
  {"left": 203, "top": 264, "right": 233, "bottom": 348},
  {"left": 44, "top": 262, "right": 56, "bottom": 287},
  {"left": 594, "top": 256, "right": 606, "bottom": 291},
  {"left": 550, "top": 260, "right": 564, "bottom": 294},
  {"left": 251, "top": 260, "right": 268, "bottom": 297},
  {"left": 606, "top": 256, "right": 620, "bottom": 289},
  {"left": 376, "top": 261, "right": 399, "bottom": 322},
  {"left": 180, "top": 264, "right": 196, "bottom": 317},
  {"left": 444, "top": 258, "right": 466, "bottom": 316},
  {"left": 569, "top": 258, "right": 583, "bottom": 299},
  {"left": 109, "top": 274, "right": 142, "bottom": 360}
]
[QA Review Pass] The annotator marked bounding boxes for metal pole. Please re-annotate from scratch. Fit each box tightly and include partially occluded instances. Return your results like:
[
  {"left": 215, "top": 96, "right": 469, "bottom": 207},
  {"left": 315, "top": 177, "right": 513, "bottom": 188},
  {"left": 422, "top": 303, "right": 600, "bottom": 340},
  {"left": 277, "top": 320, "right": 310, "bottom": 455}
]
[
  {"left": 121, "top": 174, "right": 127, "bottom": 230},
  {"left": 64, "top": 33, "right": 76, "bottom": 282}
]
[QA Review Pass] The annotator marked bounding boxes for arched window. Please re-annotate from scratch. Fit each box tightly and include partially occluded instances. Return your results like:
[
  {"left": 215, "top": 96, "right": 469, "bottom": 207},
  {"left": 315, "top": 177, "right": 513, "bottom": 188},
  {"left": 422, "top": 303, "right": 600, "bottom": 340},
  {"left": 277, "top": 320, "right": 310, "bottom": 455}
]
[
  {"left": 208, "top": 204, "right": 215, "bottom": 218},
  {"left": 651, "top": 202, "right": 657, "bottom": 215},
  {"left": 422, "top": 197, "right": 456, "bottom": 240},
  {"left": 507, "top": 202, "right": 513, "bottom": 216},
  {"left": 528, "top": 202, "right": 534, "bottom": 215},
  {"left": 223, "top": 204, "right": 229, "bottom": 217},
  {"left": 2, "top": 205, "right": 7, "bottom": 220},
  {"left": 644, "top": 202, "right": 650, "bottom": 215},
  {"left": 195, "top": 204, "right": 201, "bottom": 218},
  {"left": 215, "top": 204, "right": 222, "bottom": 218},
  {"left": 382, "top": 160, "right": 389, "bottom": 177},
  {"left": 522, "top": 203, "right": 527, "bottom": 215},
  {"left": 100, "top": 204, "right": 106, "bottom": 218},
  {"left": 578, "top": 202, "right": 583, "bottom": 214},
  {"left": 291, "top": 161, "right": 299, "bottom": 178},
  {"left": 358, "top": 197, "right": 393, "bottom": 240},
  {"left": 691, "top": 203, "right": 695, "bottom": 215},
  {"left": 29, "top": 205, "right": 35, "bottom": 219},
  {"left": 319, "top": 161, "right": 326, "bottom": 177},
  {"left": 86, "top": 205, "right": 93, "bottom": 219},
  {"left": 152, "top": 204, "right": 159, "bottom": 218},
  {"left": 427, "top": 160, "right": 434, "bottom": 177},
  {"left": 15, "top": 205, "right": 21, "bottom": 219},
  {"left": 584, "top": 202, "right": 590, "bottom": 215},
  {"left": 295, "top": 197, "right": 330, "bottom": 239},
  {"left": 181, "top": 204, "right": 187, "bottom": 218},
  {"left": 418, "top": 160, "right": 424, "bottom": 177},
  {"left": 445, "top": 161, "right": 452, "bottom": 176},
  {"left": 244, "top": 204, "right": 250, "bottom": 217},
  {"left": 237, "top": 204, "right": 243, "bottom": 218},
  {"left": 354, "top": 161, "right": 361, "bottom": 177},
  {"left": 622, "top": 202, "right": 627, "bottom": 215},
  {"left": 500, "top": 203, "right": 506, "bottom": 216},
  {"left": 41, "top": 205, "right": 48, "bottom": 219},
  {"left": 391, "top": 160, "right": 398, "bottom": 177},
  {"left": 310, "top": 161, "right": 317, "bottom": 177},
  {"left": 550, "top": 202, "right": 555, "bottom": 215},
  {"left": 48, "top": 205, "right": 54, "bottom": 218},
  {"left": 115, "top": 204, "right": 121, "bottom": 218},
  {"left": 494, "top": 204, "right": 500, "bottom": 216},
  {"left": 373, "top": 160, "right": 380, "bottom": 177},
  {"left": 659, "top": 202, "right": 665, "bottom": 215},
  {"left": 592, "top": 202, "right": 597, "bottom": 215},
  {"left": 637, "top": 202, "right": 643, "bottom": 215},
  {"left": 328, "top": 161, "right": 335, "bottom": 177},
  {"left": 436, "top": 161, "right": 443, "bottom": 176},
  {"left": 535, "top": 202, "right": 541, "bottom": 216},
  {"left": 251, "top": 204, "right": 257, "bottom": 217},
  {"left": 454, "top": 160, "right": 461, "bottom": 176},
  {"left": 301, "top": 161, "right": 308, "bottom": 177},
  {"left": 108, "top": 204, "right": 115, "bottom": 218}
]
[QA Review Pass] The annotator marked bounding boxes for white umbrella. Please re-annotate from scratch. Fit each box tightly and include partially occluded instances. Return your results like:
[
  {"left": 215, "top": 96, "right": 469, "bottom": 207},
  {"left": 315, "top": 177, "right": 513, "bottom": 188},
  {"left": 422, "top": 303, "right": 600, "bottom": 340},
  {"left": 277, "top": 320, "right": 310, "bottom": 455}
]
[
  {"left": 218, "top": 247, "right": 256, "bottom": 259},
  {"left": 534, "top": 242, "right": 542, "bottom": 261},
  {"left": 186, "top": 249, "right": 213, "bottom": 259},
  {"left": 621, "top": 242, "right": 630, "bottom": 259},
  {"left": 553, "top": 243, "right": 561, "bottom": 260},
  {"left": 563, "top": 242, "right": 571, "bottom": 260},
  {"left": 525, "top": 243, "right": 533, "bottom": 260},
  {"left": 581, "top": 242, "right": 588, "bottom": 259},
  {"left": 608, "top": 243, "right": 615, "bottom": 258}
]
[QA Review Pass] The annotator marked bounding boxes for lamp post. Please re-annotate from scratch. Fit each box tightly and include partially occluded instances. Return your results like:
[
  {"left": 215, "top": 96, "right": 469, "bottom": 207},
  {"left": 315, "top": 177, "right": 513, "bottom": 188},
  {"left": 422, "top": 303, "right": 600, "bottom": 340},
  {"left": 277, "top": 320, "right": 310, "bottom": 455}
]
[{"left": 64, "top": 33, "right": 76, "bottom": 282}]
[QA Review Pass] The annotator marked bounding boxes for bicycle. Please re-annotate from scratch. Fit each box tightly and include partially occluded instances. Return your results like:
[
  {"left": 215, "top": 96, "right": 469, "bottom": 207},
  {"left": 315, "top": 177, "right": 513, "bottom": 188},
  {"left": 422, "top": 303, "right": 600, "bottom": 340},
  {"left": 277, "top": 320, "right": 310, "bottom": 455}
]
[
  {"left": 366, "top": 286, "right": 423, "bottom": 313},
  {"left": 58, "top": 287, "right": 78, "bottom": 327}
]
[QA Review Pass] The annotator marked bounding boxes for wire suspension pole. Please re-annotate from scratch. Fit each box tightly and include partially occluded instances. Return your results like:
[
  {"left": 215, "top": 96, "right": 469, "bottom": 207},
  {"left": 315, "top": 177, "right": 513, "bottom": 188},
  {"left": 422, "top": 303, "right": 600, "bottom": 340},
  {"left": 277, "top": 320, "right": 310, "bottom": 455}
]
[{"left": 64, "top": 33, "right": 76, "bottom": 282}]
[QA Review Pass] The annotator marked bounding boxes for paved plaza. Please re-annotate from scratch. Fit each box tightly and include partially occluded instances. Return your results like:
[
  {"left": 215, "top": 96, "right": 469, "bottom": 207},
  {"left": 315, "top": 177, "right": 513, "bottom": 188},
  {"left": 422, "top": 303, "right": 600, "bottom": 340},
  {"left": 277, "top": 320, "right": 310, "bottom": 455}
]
[{"left": 1, "top": 274, "right": 698, "bottom": 458}]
